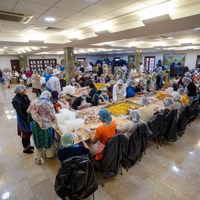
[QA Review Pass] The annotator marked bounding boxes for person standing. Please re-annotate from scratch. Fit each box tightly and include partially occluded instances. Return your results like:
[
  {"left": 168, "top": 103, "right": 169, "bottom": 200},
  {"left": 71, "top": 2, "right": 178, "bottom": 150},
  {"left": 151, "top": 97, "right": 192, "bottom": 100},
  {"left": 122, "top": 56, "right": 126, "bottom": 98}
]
[
  {"left": 12, "top": 84, "right": 33, "bottom": 154},
  {"left": 46, "top": 69, "right": 61, "bottom": 99},
  {"left": 32, "top": 70, "right": 41, "bottom": 97},
  {"left": 4, "top": 71, "right": 12, "bottom": 88},
  {"left": 27, "top": 91, "right": 57, "bottom": 164},
  {"left": 45, "top": 66, "right": 53, "bottom": 91},
  {"left": 113, "top": 79, "right": 126, "bottom": 102}
]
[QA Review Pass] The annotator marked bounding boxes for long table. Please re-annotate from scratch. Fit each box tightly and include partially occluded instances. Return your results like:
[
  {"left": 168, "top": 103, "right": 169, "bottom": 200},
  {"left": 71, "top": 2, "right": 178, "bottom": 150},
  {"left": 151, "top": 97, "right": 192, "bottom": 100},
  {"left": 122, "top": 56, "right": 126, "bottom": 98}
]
[{"left": 54, "top": 95, "right": 165, "bottom": 146}]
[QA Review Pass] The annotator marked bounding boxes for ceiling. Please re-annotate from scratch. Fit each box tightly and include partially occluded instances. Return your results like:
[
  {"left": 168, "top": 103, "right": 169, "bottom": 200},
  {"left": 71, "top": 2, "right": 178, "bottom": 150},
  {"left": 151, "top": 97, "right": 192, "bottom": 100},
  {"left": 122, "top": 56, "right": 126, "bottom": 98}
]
[{"left": 1, "top": 0, "right": 200, "bottom": 55}]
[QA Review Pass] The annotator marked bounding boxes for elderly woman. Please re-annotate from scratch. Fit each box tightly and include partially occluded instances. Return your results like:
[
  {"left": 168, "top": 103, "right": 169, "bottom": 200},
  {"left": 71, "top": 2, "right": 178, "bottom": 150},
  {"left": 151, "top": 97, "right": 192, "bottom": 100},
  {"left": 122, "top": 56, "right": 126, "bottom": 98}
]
[
  {"left": 177, "top": 88, "right": 189, "bottom": 106},
  {"left": 182, "top": 77, "right": 197, "bottom": 103},
  {"left": 126, "top": 80, "right": 136, "bottom": 98},
  {"left": 163, "top": 97, "right": 174, "bottom": 109},
  {"left": 32, "top": 70, "right": 41, "bottom": 97},
  {"left": 12, "top": 84, "right": 33, "bottom": 154},
  {"left": 117, "top": 110, "right": 142, "bottom": 137},
  {"left": 156, "top": 70, "right": 165, "bottom": 90},
  {"left": 85, "top": 109, "right": 116, "bottom": 161},
  {"left": 58, "top": 132, "right": 90, "bottom": 163},
  {"left": 171, "top": 92, "right": 184, "bottom": 111},
  {"left": 72, "top": 90, "right": 92, "bottom": 110},
  {"left": 55, "top": 92, "right": 70, "bottom": 112},
  {"left": 98, "top": 87, "right": 110, "bottom": 105},
  {"left": 27, "top": 91, "right": 57, "bottom": 164},
  {"left": 113, "top": 79, "right": 126, "bottom": 102}
]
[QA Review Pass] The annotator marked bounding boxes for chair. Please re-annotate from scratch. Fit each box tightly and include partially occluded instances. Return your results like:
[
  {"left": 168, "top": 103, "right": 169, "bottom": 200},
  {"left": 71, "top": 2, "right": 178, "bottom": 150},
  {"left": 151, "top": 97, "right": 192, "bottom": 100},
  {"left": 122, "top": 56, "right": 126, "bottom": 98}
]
[
  {"left": 148, "top": 112, "right": 165, "bottom": 148},
  {"left": 177, "top": 106, "right": 189, "bottom": 136},
  {"left": 122, "top": 123, "right": 152, "bottom": 168},
  {"left": 93, "top": 134, "right": 128, "bottom": 186},
  {"left": 54, "top": 156, "right": 98, "bottom": 200},
  {"left": 160, "top": 109, "right": 178, "bottom": 142}
]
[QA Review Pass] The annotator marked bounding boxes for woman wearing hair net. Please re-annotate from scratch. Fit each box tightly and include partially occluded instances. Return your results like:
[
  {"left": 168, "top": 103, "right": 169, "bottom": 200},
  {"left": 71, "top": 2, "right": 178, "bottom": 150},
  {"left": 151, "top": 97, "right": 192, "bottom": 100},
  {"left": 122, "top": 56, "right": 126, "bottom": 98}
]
[
  {"left": 171, "top": 92, "right": 184, "bottom": 111},
  {"left": 182, "top": 77, "right": 197, "bottom": 104},
  {"left": 177, "top": 88, "right": 189, "bottom": 106},
  {"left": 72, "top": 90, "right": 92, "bottom": 110},
  {"left": 12, "top": 84, "right": 33, "bottom": 154},
  {"left": 85, "top": 109, "right": 116, "bottom": 160},
  {"left": 112, "top": 79, "right": 126, "bottom": 102},
  {"left": 58, "top": 132, "right": 89, "bottom": 163},
  {"left": 55, "top": 92, "right": 71, "bottom": 112},
  {"left": 117, "top": 110, "right": 142, "bottom": 137},
  {"left": 27, "top": 91, "right": 57, "bottom": 164},
  {"left": 98, "top": 87, "right": 111, "bottom": 105},
  {"left": 163, "top": 97, "right": 174, "bottom": 109},
  {"left": 126, "top": 80, "right": 136, "bottom": 98},
  {"left": 177, "top": 71, "right": 191, "bottom": 88}
]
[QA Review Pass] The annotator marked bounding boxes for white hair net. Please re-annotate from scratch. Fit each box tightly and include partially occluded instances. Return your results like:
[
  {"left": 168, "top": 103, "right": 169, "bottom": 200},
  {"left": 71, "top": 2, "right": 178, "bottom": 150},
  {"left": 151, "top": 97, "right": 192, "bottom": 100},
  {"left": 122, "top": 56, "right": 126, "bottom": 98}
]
[
  {"left": 172, "top": 92, "right": 181, "bottom": 101},
  {"left": 80, "top": 90, "right": 88, "bottom": 96},
  {"left": 14, "top": 84, "right": 26, "bottom": 94},
  {"left": 163, "top": 97, "right": 174, "bottom": 107},
  {"left": 61, "top": 133, "right": 74, "bottom": 147},
  {"left": 158, "top": 70, "right": 165, "bottom": 76},
  {"left": 182, "top": 77, "right": 192, "bottom": 83},
  {"left": 177, "top": 88, "right": 184, "bottom": 95},
  {"left": 184, "top": 72, "right": 191, "bottom": 77},
  {"left": 58, "top": 91, "right": 66, "bottom": 99},
  {"left": 40, "top": 91, "right": 51, "bottom": 99},
  {"left": 152, "top": 72, "right": 158, "bottom": 77},
  {"left": 101, "top": 87, "right": 107, "bottom": 91},
  {"left": 140, "top": 97, "right": 149, "bottom": 105},
  {"left": 129, "top": 110, "right": 140, "bottom": 122},
  {"left": 117, "top": 79, "right": 124, "bottom": 85}
]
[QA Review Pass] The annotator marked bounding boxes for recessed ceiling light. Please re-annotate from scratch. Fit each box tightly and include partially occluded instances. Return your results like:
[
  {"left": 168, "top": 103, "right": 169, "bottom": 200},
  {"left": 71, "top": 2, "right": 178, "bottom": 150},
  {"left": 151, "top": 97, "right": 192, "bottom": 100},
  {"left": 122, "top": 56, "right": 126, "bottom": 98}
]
[
  {"left": 28, "top": 29, "right": 36, "bottom": 33},
  {"left": 167, "top": 37, "right": 173, "bottom": 40},
  {"left": 3, "top": 46, "right": 8, "bottom": 48},
  {"left": 45, "top": 17, "right": 55, "bottom": 22},
  {"left": 194, "top": 27, "right": 200, "bottom": 30}
]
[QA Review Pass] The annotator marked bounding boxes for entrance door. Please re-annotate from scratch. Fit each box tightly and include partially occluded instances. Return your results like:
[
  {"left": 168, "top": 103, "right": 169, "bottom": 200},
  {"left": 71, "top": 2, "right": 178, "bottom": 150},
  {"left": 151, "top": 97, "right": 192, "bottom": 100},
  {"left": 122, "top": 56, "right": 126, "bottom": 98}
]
[
  {"left": 196, "top": 55, "right": 200, "bottom": 67},
  {"left": 10, "top": 60, "right": 20, "bottom": 73},
  {"left": 144, "top": 56, "right": 155, "bottom": 72}
]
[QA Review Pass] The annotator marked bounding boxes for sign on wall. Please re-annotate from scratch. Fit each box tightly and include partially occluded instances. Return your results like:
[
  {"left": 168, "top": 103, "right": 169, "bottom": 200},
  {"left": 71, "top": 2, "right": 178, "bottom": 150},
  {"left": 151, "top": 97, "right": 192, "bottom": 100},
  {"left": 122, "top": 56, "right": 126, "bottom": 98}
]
[{"left": 163, "top": 53, "right": 186, "bottom": 65}]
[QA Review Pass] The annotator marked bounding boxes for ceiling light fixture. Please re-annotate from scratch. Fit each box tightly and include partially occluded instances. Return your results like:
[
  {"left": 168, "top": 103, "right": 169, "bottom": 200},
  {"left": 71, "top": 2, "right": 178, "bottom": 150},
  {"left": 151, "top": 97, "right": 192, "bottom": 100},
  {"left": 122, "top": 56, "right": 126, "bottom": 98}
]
[
  {"left": 28, "top": 29, "right": 36, "bottom": 33},
  {"left": 29, "top": 40, "right": 44, "bottom": 43},
  {"left": 45, "top": 17, "right": 55, "bottom": 22},
  {"left": 95, "top": 30, "right": 110, "bottom": 36},
  {"left": 167, "top": 37, "right": 173, "bottom": 40},
  {"left": 142, "top": 14, "right": 171, "bottom": 25},
  {"left": 3, "top": 46, "right": 8, "bottom": 48},
  {"left": 194, "top": 27, "right": 200, "bottom": 31}
]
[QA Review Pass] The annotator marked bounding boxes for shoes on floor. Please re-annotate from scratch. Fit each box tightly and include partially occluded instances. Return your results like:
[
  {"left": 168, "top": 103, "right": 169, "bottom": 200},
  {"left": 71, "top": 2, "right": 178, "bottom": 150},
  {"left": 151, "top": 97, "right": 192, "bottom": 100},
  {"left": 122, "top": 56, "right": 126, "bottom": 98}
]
[
  {"left": 23, "top": 149, "right": 34, "bottom": 154},
  {"left": 28, "top": 146, "right": 34, "bottom": 150}
]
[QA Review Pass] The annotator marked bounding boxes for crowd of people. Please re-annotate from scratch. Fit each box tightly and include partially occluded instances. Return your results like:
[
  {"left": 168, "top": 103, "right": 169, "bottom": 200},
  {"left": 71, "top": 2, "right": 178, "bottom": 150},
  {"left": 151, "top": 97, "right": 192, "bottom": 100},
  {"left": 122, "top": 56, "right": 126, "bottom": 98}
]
[{"left": 10, "top": 61, "right": 200, "bottom": 166}]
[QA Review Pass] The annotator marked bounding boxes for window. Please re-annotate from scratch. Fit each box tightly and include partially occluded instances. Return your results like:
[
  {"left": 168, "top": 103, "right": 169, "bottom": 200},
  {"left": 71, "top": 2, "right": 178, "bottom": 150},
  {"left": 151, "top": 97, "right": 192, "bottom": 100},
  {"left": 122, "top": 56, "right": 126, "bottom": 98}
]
[
  {"left": 29, "top": 59, "right": 57, "bottom": 71},
  {"left": 144, "top": 56, "right": 155, "bottom": 72}
]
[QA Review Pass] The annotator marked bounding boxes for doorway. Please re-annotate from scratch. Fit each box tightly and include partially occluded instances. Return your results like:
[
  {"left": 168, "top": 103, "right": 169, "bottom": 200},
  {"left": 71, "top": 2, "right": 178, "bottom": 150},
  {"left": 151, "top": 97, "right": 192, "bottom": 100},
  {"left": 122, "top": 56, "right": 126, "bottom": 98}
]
[
  {"left": 10, "top": 60, "right": 20, "bottom": 73},
  {"left": 144, "top": 56, "right": 155, "bottom": 72}
]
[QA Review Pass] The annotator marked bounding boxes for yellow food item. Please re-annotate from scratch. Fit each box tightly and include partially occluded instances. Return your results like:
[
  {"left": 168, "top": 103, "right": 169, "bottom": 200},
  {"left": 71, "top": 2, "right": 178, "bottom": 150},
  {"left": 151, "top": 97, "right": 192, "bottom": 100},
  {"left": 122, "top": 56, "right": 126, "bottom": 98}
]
[
  {"left": 155, "top": 91, "right": 169, "bottom": 99},
  {"left": 107, "top": 102, "right": 140, "bottom": 116},
  {"left": 94, "top": 83, "right": 106, "bottom": 90}
]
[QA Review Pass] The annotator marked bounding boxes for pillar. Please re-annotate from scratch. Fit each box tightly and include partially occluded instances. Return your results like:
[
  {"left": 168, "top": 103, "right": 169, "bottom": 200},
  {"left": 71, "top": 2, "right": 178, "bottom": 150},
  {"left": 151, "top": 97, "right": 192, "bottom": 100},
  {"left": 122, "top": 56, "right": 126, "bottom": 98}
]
[
  {"left": 63, "top": 47, "right": 75, "bottom": 84},
  {"left": 18, "top": 55, "right": 28, "bottom": 70},
  {"left": 135, "top": 50, "right": 143, "bottom": 72}
]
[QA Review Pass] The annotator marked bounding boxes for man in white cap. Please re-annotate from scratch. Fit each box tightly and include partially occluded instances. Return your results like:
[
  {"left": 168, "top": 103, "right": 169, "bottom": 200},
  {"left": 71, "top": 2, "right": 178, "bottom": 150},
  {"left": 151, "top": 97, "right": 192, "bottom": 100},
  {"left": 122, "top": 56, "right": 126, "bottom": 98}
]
[
  {"left": 45, "top": 66, "right": 53, "bottom": 91},
  {"left": 46, "top": 69, "right": 61, "bottom": 99},
  {"left": 113, "top": 79, "right": 126, "bottom": 102}
]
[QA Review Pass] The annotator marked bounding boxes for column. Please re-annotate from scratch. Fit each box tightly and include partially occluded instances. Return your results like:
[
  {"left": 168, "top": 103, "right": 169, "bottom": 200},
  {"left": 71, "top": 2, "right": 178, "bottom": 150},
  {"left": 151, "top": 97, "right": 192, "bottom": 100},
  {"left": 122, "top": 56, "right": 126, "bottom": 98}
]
[
  {"left": 63, "top": 47, "right": 75, "bottom": 84},
  {"left": 18, "top": 55, "right": 28, "bottom": 70},
  {"left": 135, "top": 50, "right": 143, "bottom": 73}
]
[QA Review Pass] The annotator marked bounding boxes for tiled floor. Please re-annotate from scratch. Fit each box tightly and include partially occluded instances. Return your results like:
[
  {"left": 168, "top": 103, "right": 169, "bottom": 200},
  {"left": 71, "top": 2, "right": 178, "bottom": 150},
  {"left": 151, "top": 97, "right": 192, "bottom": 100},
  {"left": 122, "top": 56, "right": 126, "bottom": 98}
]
[{"left": 0, "top": 84, "right": 200, "bottom": 200}]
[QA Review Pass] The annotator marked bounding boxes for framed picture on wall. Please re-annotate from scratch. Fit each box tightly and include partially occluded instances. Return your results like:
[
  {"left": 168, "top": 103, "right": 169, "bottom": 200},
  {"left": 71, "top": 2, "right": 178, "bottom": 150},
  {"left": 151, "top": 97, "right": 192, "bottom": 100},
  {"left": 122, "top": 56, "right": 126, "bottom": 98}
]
[
  {"left": 163, "top": 53, "right": 186, "bottom": 65},
  {"left": 128, "top": 55, "right": 135, "bottom": 66}
]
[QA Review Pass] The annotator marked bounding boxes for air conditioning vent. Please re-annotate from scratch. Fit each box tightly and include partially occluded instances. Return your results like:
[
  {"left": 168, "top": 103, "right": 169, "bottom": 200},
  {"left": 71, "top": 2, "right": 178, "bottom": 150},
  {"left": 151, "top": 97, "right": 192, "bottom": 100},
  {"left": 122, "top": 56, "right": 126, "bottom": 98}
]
[
  {"left": 0, "top": 10, "right": 32, "bottom": 24},
  {"left": 45, "top": 27, "right": 64, "bottom": 31}
]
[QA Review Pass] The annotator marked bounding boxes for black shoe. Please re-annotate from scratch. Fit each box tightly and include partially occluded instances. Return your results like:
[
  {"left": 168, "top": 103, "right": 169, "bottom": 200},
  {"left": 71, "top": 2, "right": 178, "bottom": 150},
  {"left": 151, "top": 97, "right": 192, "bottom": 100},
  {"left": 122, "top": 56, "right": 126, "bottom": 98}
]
[
  {"left": 28, "top": 146, "right": 34, "bottom": 150},
  {"left": 23, "top": 149, "right": 34, "bottom": 154}
]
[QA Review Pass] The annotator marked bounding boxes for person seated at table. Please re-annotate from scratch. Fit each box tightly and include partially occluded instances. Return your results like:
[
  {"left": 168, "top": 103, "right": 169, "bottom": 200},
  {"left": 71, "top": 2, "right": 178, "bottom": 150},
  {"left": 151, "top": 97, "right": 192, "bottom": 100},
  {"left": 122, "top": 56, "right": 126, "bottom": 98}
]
[
  {"left": 163, "top": 97, "right": 174, "bottom": 110},
  {"left": 113, "top": 79, "right": 126, "bottom": 102},
  {"left": 171, "top": 92, "right": 184, "bottom": 111},
  {"left": 70, "top": 78, "right": 81, "bottom": 88},
  {"left": 178, "top": 72, "right": 191, "bottom": 88},
  {"left": 117, "top": 110, "right": 142, "bottom": 137},
  {"left": 126, "top": 80, "right": 136, "bottom": 98},
  {"left": 72, "top": 90, "right": 92, "bottom": 110},
  {"left": 146, "top": 72, "right": 157, "bottom": 91},
  {"left": 135, "top": 79, "right": 148, "bottom": 94},
  {"left": 98, "top": 87, "right": 111, "bottom": 105},
  {"left": 58, "top": 132, "right": 90, "bottom": 163},
  {"left": 85, "top": 109, "right": 116, "bottom": 161},
  {"left": 55, "top": 92, "right": 71, "bottom": 112},
  {"left": 86, "top": 80, "right": 97, "bottom": 100},
  {"left": 182, "top": 77, "right": 197, "bottom": 104},
  {"left": 107, "top": 80, "right": 115, "bottom": 99},
  {"left": 177, "top": 88, "right": 189, "bottom": 106},
  {"left": 97, "top": 74, "right": 106, "bottom": 84}
]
